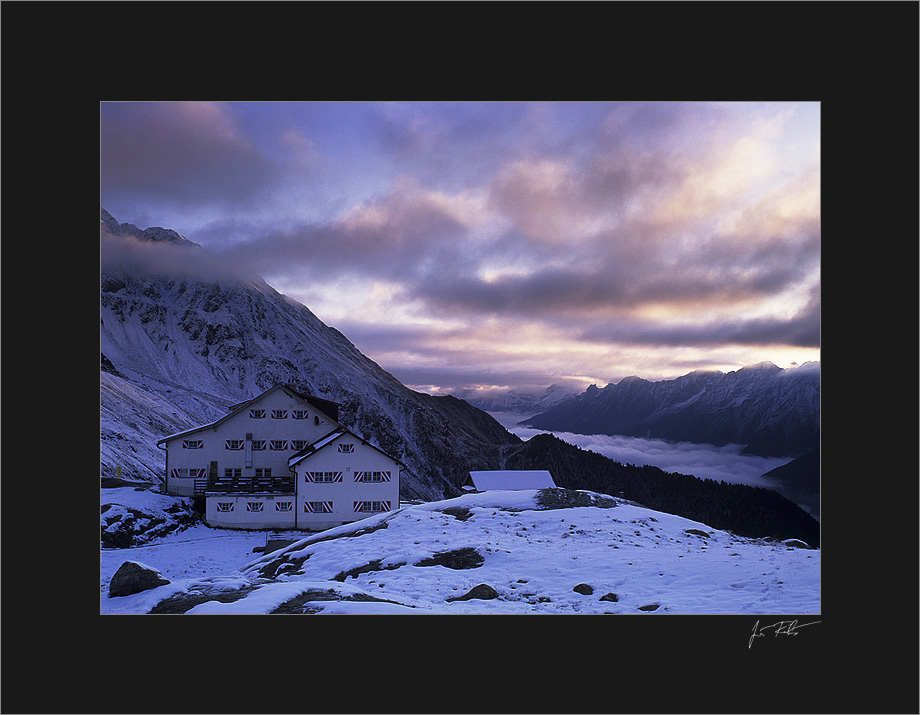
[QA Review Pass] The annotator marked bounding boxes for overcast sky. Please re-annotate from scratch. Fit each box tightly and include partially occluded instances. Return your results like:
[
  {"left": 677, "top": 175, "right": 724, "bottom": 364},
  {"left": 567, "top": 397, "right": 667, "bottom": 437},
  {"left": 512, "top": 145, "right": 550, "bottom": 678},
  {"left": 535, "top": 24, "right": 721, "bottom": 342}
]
[{"left": 100, "top": 101, "right": 820, "bottom": 397}]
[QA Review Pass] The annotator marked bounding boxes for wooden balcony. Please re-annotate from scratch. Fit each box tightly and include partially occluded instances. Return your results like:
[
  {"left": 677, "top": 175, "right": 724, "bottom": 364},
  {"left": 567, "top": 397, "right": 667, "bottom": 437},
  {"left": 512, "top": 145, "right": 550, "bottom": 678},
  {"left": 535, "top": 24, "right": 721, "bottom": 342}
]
[{"left": 194, "top": 475, "right": 295, "bottom": 496}]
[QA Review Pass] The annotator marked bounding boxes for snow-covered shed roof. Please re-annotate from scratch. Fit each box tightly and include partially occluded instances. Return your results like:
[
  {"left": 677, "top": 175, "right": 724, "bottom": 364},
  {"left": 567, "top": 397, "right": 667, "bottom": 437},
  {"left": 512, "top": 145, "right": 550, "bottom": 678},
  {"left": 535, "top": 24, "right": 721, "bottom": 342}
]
[{"left": 462, "top": 470, "right": 557, "bottom": 491}]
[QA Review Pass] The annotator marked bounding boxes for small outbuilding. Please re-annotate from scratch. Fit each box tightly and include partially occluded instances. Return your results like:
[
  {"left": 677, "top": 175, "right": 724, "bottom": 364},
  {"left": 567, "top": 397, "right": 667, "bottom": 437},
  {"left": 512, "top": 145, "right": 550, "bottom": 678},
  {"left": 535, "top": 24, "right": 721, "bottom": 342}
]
[{"left": 461, "top": 470, "right": 557, "bottom": 492}]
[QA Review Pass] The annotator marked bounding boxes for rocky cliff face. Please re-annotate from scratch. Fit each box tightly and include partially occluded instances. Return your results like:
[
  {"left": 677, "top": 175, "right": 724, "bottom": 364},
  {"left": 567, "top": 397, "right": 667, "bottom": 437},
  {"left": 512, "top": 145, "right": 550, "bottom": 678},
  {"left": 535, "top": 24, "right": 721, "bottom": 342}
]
[{"left": 100, "top": 209, "right": 519, "bottom": 500}]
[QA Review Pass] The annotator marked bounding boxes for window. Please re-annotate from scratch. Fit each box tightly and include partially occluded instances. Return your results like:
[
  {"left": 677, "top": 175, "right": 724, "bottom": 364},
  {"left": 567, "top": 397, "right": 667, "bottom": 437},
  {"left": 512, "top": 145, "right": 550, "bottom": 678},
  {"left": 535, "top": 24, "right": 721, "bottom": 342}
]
[
  {"left": 309, "top": 471, "right": 340, "bottom": 483},
  {"left": 271, "top": 410, "right": 288, "bottom": 419},
  {"left": 355, "top": 500, "right": 390, "bottom": 513},
  {"left": 292, "top": 410, "right": 308, "bottom": 420},
  {"left": 226, "top": 440, "right": 243, "bottom": 450},
  {"left": 270, "top": 440, "right": 288, "bottom": 450},
  {"left": 171, "top": 468, "right": 205, "bottom": 479},
  {"left": 249, "top": 409, "right": 266, "bottom": 419},
  {"left": 255, "top": 468, "right": 272, "bottom": 478},
  {"left": 290, "top": 440, "right": 308, "bottom": 451},
  {"left": 276, "top": 501, "right": 293, "bottom": 512},
  {"left": 251, "top": 440, "right": 266, "bottom": 451},
  {"left": 183, "top": 439, "right": 203, "bottom": 449},
  {"left": 305, "top": 501, "right": 332, "bottom": 513},
  {"left": 356, "top": 471, "right": 390, "bottom": 482},
  {"left": 246, "top": 501, "right": 264, "bottom": 512},
  {"left": 216, "top": 502, "right": 234, "bottom": 512},
  {"left": 225, "top": 468, "right": 241, "bottom": 479},
  {"left": 338, "top": 443, "right": 354, "bottom": 453},
  {"left": 357, "top": 471, "right": 386, "bottom": 482}
]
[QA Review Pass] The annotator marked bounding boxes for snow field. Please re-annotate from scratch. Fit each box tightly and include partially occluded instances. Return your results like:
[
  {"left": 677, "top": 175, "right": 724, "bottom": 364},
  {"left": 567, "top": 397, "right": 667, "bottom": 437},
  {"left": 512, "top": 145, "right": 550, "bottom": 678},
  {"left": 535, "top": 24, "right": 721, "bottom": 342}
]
[
  {"left": 101, "top": 486, "right": 190, "bottom": 513},
  {"left": 101, "top": 489, "right": 819, "bottom": 615}
]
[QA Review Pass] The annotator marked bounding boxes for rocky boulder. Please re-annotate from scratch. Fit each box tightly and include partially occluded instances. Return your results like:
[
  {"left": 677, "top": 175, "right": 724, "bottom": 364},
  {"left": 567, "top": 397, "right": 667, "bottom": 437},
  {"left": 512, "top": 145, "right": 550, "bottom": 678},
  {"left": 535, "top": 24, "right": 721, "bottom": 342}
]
[
  {"left": 414, "top": 547, "right": 484, "bottom": 570},
  {"left": 447, "top": 584, "right": 499, "bottom": 602},
  {"left": 109, "top": 560, "right": 170, "bottom": 597}
]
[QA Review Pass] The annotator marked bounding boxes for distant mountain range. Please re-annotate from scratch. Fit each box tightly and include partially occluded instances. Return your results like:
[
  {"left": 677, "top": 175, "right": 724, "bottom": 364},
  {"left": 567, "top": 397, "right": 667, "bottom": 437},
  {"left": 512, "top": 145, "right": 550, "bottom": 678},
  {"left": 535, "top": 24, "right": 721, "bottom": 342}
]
[
  {"left": 458, "top": 384, "right": 577, "bottom": 416},
  {"left": 522, "top": 362, "right": 820, "bottom": 459}
]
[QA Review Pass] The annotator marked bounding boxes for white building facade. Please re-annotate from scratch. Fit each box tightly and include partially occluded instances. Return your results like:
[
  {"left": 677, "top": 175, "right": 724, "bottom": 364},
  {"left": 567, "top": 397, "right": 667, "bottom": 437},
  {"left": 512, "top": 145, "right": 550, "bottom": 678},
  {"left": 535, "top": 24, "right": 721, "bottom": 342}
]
[
  {"left": 157, "top": 384, "right": 340, "bottom": 498},
  {"left": 156, "top": 384, "right": 401, "bottom": 530},
  {"left": 288, "top": 427, "right": 402, "bottom": 530}
]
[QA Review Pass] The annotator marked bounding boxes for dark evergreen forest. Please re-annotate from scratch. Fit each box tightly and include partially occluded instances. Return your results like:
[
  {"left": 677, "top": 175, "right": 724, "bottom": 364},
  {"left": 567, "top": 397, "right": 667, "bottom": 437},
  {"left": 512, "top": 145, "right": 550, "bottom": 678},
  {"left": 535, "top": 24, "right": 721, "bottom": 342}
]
[{"left": 504, "top": 433, "right": 820, "bottom": 547}]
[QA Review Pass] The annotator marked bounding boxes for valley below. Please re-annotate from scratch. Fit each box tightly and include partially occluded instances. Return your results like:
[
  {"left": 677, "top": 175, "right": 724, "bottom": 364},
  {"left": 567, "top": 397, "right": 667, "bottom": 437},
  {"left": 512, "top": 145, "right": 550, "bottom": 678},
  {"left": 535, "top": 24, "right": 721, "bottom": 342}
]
[{"left": 489, "top": 411, "right": 819, "bottom": 521}]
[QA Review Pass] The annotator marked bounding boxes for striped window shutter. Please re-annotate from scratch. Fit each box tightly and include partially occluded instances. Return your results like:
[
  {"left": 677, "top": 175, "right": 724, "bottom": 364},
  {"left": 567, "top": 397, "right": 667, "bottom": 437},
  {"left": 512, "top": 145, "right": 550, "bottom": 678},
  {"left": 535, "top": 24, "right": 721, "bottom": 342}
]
[{"left": 305, "top": 501, "right": 332, "bottom": 513}]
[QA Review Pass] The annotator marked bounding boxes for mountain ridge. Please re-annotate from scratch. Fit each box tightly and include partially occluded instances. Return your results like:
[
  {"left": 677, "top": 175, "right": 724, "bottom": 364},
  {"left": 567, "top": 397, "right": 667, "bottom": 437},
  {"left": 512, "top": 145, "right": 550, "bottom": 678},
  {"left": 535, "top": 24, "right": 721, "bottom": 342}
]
[
  {"left": 457, "top": 383, "right": 578, "bottom": 415},
  {"left": 523, "top": 361, "right": 820, "bottom": 458}
]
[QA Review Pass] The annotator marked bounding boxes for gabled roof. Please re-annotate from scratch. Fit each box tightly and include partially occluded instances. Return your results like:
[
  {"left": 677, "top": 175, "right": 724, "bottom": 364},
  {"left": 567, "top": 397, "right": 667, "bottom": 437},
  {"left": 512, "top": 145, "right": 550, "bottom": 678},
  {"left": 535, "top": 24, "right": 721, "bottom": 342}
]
[
  {"left": 156, "top": 384, "right": 341, "bottom": 447},
  {"left": 278, "top": 384, "right": 340, "bottom": 423},
  {"left": 462, "top": 470, "right": 557, "bottom": 491},
  {"left": 288, "top": 426, "right": 405, "bottom": 469}
]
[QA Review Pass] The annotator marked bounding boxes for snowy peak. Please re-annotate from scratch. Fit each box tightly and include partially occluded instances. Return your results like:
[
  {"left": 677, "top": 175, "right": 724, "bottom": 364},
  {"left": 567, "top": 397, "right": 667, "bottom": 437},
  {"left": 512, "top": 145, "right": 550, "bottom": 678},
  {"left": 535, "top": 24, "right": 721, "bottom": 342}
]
[
  {"left": 735, "top": 360, "right": 781, "bottom": 375},
  {"left": 101, "top": 207, "right": 122, "bottom": 235},
  {"left": 101, "top": 207, "right": 198, "bottom": 247},
  {"left": 459, "top": 383, "right": 578, "bottom": 415}
]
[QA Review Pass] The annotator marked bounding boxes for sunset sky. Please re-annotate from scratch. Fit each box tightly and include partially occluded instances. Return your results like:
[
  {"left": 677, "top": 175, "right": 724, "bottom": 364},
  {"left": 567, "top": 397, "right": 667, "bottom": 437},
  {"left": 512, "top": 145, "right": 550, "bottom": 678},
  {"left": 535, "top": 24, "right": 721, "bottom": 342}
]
[{"left": 100, "top": 101, "right": 820, "bottom": 398}]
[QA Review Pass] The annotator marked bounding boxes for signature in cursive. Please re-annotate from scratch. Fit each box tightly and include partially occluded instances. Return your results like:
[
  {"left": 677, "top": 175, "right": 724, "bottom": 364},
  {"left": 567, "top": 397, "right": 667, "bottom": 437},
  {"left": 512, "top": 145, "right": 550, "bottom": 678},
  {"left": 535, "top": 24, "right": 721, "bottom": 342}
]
[{"left": 749, "top": 619, "right": 820, "bottom": 649}]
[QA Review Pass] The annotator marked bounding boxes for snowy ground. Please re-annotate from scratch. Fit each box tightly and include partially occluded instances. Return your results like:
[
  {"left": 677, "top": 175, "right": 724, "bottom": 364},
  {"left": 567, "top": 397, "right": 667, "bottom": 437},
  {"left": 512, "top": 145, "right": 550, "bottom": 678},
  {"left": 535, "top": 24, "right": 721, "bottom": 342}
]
[{"left": 101, "top": 487, "right": 819, "bottom": 615}]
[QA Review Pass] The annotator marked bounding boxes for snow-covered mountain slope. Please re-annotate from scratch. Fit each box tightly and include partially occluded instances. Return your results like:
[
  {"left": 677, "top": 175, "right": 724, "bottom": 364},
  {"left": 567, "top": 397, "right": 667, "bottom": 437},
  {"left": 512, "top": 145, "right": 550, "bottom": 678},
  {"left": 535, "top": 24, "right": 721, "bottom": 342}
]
[
  {"left": 523, "top": 362, "right": 820, "bottom": 458},
  {"left": 100, "top": 487, "right": 820, "bottom": 615},
  {"left": 100, "top": 209, "right": 519, "bottom": 500}
]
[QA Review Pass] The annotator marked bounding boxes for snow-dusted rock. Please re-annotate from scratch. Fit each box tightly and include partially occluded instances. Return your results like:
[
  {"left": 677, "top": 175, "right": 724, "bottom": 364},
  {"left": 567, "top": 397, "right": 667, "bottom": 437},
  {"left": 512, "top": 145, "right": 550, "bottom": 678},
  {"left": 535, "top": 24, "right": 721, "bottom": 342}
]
[{"left": 109, "top": 560, "right": 170, "bottom": 597}]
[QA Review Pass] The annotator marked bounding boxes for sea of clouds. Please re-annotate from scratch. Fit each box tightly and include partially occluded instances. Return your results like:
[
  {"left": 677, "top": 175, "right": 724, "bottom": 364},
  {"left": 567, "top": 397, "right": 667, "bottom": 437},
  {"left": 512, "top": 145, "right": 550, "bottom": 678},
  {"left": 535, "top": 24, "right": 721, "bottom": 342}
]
[{"left": 489, "top": 412, "right": 791, "bottom": 489}]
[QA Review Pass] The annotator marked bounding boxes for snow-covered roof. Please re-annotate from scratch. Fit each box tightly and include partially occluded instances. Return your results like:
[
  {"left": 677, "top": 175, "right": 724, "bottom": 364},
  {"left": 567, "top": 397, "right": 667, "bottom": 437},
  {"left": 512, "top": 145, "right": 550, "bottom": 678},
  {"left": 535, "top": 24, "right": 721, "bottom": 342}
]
[
  {"left": 156, "top": 384, "right": 340, "bottom": 446},
  {"left": 287, "top": 426, "right": 405, "bottom": 469},
  {"left": 463, "top": 470, "right": 556, "bottom": 491},
  {"left": 287, "top": 427, "right": 348, "bottom": 468}
]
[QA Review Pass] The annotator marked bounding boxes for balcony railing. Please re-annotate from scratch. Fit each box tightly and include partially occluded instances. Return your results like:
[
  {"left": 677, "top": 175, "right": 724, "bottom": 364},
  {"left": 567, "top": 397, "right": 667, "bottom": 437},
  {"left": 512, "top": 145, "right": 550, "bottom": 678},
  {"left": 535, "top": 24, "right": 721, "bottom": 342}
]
[{"left": 194, "top": 475, "right": 295, "bottom": 496}]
